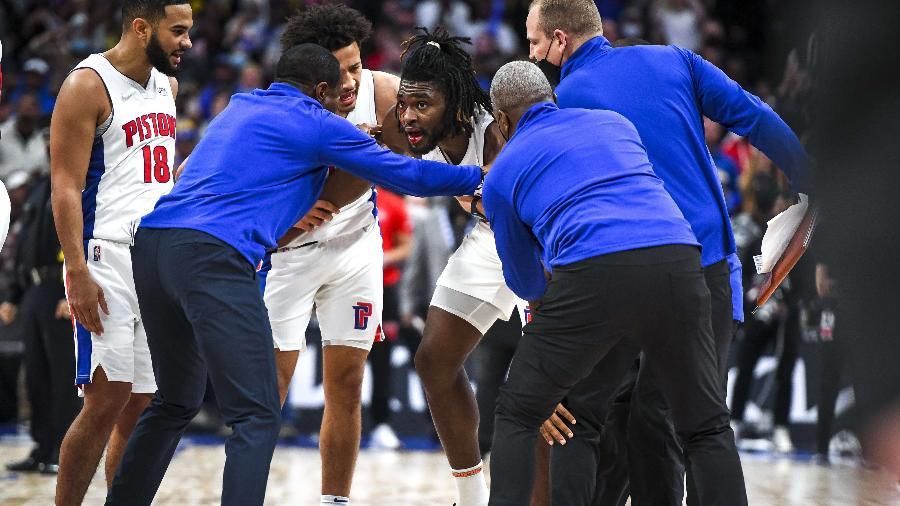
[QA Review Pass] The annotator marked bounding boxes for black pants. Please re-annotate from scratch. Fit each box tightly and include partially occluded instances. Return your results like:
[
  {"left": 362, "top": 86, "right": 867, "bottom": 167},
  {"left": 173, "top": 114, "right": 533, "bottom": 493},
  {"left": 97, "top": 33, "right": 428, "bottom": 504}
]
[
  {"left": 369, "top": 282, "right": 399, "bottom": 426},
  {"left": 475, "top": 310, "right": 523, "bottom": 457},
  {"left": 731, "top": 312, "right": 798, "bottom": 426},
  {"left": 107, "top": 229, "right": 281, "bottom": 506},
  {"left": 551, "top": 258, "right": 734, "bottom": 506},
  {"left": 0, "top": 354, "right": 20, "bottom": 423},
  {"left": 816, "top": 306, "right": 848, "bottom": 455},
  {"left": 21, "top": 281, "right": 82, "bottom": 464},
  {"left": 489, "top": 246, "right": 746, "bottom": 506},
  {"left": 550, "top": 341, "right": 640, "bottom": 506}
]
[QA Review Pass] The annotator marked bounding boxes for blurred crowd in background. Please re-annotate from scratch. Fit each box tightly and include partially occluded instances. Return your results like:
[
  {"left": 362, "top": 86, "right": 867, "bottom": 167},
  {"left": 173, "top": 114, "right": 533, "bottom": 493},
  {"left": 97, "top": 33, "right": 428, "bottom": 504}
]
[{"left": 0, "top": 0, "right": 858, "bottom": 467}]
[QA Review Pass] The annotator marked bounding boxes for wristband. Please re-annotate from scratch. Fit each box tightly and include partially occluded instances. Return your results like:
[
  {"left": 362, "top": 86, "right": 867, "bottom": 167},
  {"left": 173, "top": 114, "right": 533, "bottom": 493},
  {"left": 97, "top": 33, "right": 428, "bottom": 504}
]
[{"left": 470, "top": 195, "right": 488, "bottom": 223}]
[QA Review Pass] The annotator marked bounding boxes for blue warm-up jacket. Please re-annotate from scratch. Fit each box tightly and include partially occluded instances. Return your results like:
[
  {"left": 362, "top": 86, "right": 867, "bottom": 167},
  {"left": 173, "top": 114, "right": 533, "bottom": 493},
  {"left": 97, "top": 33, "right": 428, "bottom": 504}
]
[
  {"left": 556, "top": 36, "right": 810, "bottom": 321},
  {"left": 482, "top": 102, "right": 699, "bottom": 302},
  {"left": 142, "top": 83, "right": 481, "bottom": 267}
]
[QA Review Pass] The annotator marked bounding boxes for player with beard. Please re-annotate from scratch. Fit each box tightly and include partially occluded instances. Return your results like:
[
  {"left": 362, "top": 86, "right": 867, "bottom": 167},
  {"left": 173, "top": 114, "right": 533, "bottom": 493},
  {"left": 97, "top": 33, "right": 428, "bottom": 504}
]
[
  {"left": 255, "top": 6, "right": 401, "bottom": 506},
  {"left": 384, "top": 28, "right": 513, "bottom": 506},
  {"left": 50, "top": 1, "right": 192, "bottom": 504}
]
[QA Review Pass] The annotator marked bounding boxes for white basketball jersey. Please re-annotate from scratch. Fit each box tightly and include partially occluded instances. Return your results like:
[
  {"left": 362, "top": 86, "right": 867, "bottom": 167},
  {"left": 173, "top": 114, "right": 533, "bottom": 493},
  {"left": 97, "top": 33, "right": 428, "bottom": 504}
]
[
  {"left": 422, "top": 107, "right": 493, "bottom": 167},
  {"left": 295, "top": 69, "right": 379, "bottom": 244},
  {"left": 73, "top": 54, "right": 176, "bottom": 244},
  {"left": 423, "top": 108, "right": 497, "bottom": 246}
]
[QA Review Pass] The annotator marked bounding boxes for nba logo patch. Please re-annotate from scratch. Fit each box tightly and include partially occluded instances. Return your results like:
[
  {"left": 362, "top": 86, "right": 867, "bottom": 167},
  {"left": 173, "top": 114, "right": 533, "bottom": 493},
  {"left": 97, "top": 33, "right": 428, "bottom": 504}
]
[
  {"left": 353, "top": 302, "right": 373, "bottom": 330},
  {"left": 523, "top": 307, "right": 533, "bottom": 324},
  {"left": 93, "top": 245, "right": 102, "bottom": 262}
]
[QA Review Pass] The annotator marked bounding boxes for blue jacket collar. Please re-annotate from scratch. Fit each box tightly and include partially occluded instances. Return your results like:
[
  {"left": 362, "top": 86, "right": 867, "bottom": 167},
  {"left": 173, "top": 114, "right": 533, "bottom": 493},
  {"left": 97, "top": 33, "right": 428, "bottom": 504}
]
[
  {"left": 256, "top": 82, "right": 322, "bottom": 108},
  {"left": 514, "top": 102, "right": 558, "bottom": 137},
  {"left": 561, "top": 35, "right": 612, "bottom": 80}
]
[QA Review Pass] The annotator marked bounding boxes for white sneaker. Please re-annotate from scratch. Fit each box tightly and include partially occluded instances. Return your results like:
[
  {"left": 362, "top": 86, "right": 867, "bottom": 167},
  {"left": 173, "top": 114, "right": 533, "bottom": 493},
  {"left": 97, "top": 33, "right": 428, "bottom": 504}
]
[
  {"left": 829, "top": 430, "right": 862, "bottom": 459},
  {"left": 370, "top": 423, "right": 401, "bottom": 450},
  {"left": 772, "top": 426, "right": 794, "bottom": 454}
]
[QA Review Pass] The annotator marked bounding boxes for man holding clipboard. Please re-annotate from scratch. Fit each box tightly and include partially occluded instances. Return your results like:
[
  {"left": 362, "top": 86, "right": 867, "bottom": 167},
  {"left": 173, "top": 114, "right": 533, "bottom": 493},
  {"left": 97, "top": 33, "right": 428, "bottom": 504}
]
[{"left": 524, "top": 0, "right": 812, "bottom": 503}]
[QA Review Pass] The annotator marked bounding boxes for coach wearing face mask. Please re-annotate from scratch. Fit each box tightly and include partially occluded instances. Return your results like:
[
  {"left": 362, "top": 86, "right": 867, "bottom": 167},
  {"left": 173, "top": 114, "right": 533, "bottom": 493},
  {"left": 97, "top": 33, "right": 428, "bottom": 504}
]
[{"left": 524, "top": 0, "right": 810, "bottom": 505}]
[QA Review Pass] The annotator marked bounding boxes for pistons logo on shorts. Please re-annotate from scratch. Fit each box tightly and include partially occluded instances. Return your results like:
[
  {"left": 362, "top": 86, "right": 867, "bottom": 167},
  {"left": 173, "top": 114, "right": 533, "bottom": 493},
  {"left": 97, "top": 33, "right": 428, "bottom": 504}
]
[
  {"left": 353, "top": 302, "right": 373, "bottom": 330},
  {"left": 93, "top": 245, "right": 102, "bottom": 262}
]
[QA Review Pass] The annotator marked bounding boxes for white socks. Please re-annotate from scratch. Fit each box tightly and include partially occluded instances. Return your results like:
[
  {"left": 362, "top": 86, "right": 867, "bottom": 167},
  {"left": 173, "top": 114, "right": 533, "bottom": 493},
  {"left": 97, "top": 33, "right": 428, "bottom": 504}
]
[
  {"left": 452, "top": 461, "right": 489, "bottom": 506},
  {"left": 321, "top": 495, "right": 350, "bottom": 505}
]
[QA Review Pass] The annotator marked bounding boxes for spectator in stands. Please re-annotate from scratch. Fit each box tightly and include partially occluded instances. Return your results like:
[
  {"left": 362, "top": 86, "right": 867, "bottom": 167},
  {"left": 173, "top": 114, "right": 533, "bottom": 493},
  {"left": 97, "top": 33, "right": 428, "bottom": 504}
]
[
  {"left": 416, "top": 0, "right": 473, "bottom": 40},
  {"left": 197, "top": 55, "right": 238, "bottom": 120},
  {"left": 0, "top": 93, "right": 48, "bottom": 181},
  {"left": 619, "top": 6, "right": 646, "bottom": 40},
  {"left": 650, "top": 0, "right": 705, "bottom": 51},
  {"left": 237, "top": 62, "right": 264, "bottom": 94},
  {"left": 0, "top": 170, "right": 31, "bottom": 425},
  {"left": 705, "top": 117, "right": 741, "bottom": 214},
  {"left": 7, "top": 58, "right": 55, "bottom": 115},
  {"left": 812, "top": 251, "right": 857, "bottom": 464},
  {"left": 1, "top": 129, "right": 80, "bottom": 474},
  {"left": 223, "top": 0, "right": 270, "bottom": 56},
  {"left": 730, "top": 173, "right": 797, "bottom": 452}
]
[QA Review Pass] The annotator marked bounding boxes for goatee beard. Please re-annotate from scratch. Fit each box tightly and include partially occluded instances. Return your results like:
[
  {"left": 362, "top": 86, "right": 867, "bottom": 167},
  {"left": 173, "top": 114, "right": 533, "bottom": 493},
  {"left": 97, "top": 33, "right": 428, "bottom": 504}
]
[
  {"left": 146, "top": 33, "right": 179, "bottom": 77},
  {"left": 404, "top": 123, "right": 451, "bottom": 156}
]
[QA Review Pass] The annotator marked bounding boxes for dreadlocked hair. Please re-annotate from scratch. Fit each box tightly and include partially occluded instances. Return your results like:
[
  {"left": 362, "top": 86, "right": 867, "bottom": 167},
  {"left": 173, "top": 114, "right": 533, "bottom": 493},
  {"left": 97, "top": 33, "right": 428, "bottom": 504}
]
[{"left": 400, "top": 26, "right": 492, "bottom": 138}]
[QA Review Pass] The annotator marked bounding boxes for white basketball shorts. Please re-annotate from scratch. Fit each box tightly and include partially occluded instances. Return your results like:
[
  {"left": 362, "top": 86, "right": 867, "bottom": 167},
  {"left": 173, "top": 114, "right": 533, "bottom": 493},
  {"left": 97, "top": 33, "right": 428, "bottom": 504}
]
[
  {"left": 262, "top": 224, "right": 383, "bottom": 353},
  {"left": 431, "top": 222, "right": 524, "bottom": 335},
  {"left": 67, "top": 238, "right": 156, "bottom": 393}
]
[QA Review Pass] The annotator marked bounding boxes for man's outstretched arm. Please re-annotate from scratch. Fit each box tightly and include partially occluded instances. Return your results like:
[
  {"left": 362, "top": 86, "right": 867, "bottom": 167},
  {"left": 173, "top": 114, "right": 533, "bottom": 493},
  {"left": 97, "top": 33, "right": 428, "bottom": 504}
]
[{"left": 317, "top": 113, "right": 482, "bottom": 198}]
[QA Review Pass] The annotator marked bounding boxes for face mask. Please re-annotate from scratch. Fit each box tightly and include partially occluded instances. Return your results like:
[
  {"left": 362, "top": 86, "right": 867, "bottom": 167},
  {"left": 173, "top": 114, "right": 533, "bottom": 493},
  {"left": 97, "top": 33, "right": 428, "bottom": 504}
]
[
  {"left": 498, "top": 113, "right": 510, "bottom": 141},
  {"left": 534, "top": 39, "right": 562, "bottom": 88}
]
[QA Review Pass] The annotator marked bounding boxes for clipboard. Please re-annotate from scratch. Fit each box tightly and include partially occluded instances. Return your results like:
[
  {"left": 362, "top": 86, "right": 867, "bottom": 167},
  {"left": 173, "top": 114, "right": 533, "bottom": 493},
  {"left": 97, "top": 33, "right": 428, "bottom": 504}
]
[{"left": 754, "top": 205, "right": 819, "bottom": 312}]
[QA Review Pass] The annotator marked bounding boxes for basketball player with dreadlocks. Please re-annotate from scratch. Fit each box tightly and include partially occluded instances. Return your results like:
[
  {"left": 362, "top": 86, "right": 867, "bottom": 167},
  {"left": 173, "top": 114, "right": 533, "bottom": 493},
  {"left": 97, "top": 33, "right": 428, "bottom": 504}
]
[
  {"left": 383, "top": 28, "right": 513, "bottom": 506},
  {"left": 260, "top": 5, "right": 400, "bottom": 505}
]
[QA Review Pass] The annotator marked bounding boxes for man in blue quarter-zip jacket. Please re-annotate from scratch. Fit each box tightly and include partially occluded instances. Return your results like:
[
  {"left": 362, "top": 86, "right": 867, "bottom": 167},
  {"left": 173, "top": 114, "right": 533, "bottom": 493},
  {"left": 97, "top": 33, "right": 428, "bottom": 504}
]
[
  {"left": 524, "top": 1, "right": 810, "bottom": 504},
  {"left": 105, "top": 44, "right": 483, "bottom": 506},
  {"left": 482, "top": 61, "right": 746, "bottom": 506}
]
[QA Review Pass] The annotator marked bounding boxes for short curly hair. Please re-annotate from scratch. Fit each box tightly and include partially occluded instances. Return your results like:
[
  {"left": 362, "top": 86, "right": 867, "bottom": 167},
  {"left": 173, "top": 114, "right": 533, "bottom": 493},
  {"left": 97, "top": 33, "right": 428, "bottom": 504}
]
[{"left": 281, "top": 2, "right": 372, "bottom": 52}]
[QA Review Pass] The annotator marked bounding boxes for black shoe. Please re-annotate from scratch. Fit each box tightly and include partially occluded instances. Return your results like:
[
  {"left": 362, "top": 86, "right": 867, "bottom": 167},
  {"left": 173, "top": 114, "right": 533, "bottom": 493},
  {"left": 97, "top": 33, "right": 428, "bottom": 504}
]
[
  {"left": 39, "top": 462, "right": 59, "bottom": 475},
  {"left": 6, "top": 456, "right": 43, "bottom": 472}
]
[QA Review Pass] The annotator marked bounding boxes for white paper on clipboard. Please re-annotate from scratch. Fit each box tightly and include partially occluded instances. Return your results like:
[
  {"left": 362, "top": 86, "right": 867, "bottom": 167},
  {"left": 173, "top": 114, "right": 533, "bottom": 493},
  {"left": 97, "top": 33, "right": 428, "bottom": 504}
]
[{"left": 753, "top": 193, "right": 809, "bottom": 275}]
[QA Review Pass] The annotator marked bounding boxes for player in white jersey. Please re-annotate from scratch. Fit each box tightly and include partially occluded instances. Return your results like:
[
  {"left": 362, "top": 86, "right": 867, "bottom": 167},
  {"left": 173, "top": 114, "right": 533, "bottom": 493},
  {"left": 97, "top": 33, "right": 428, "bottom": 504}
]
[
  {"left": 261, "top": 6, "right": 400, "bottom": 505},
  {"left": 49, "top": 2, "right": 192, "bottom": 504},
  {"left": 385, "top": 29, "right": 521, "bottom": 506}
]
